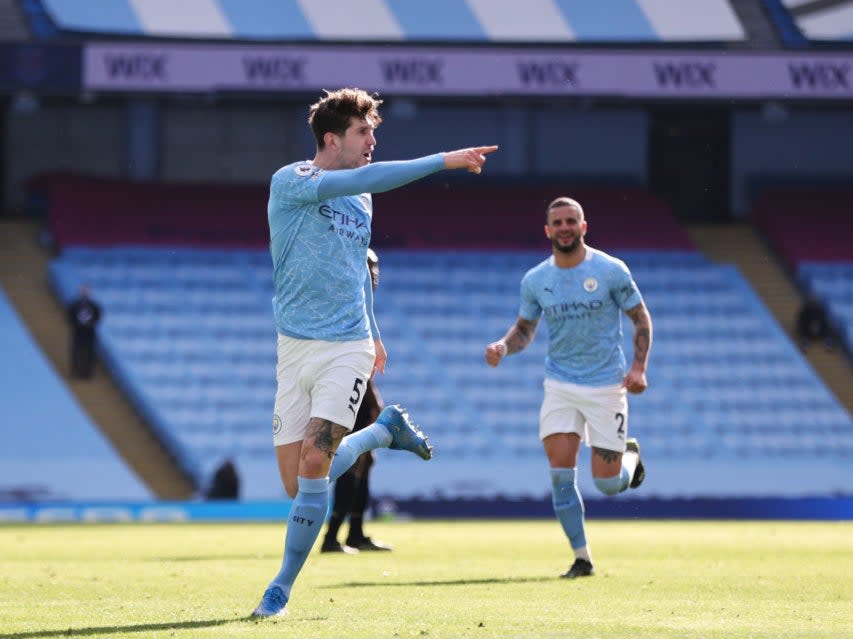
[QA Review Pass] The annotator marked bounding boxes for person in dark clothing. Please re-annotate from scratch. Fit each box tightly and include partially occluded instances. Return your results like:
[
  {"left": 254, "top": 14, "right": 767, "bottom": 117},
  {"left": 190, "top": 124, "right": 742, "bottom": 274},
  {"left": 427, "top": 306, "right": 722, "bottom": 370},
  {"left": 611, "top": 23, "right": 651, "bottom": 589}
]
[
  {"left": 67, "top": 285, "right": 102, "bottom": 379},
  {"left": 206, "top": 458, "right": 240, "bottom": 500},
  {"left": 796, "top": 294, "right": 833, "bottom": 351},
  {"left": 321, "top": 248, "right": 392, "bottom": 553}
]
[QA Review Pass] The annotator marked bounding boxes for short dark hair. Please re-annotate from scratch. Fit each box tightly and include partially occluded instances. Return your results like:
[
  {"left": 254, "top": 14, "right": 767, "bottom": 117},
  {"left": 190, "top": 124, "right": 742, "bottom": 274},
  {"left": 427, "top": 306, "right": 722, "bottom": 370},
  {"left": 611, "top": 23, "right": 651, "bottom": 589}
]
[
  {"left": 546, "top": 197, "right": 584, "bottom": 223},
  {"left": 308, "top": 88, "right": 383, "bottom": 149}
]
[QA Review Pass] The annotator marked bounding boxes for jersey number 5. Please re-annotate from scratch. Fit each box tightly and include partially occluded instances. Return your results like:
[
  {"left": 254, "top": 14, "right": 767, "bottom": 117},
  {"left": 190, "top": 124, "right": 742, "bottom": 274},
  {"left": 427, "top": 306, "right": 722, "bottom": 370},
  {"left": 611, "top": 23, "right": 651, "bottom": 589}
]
[{"left": 348, "top": 378, "right": 365, "bottom": 416}]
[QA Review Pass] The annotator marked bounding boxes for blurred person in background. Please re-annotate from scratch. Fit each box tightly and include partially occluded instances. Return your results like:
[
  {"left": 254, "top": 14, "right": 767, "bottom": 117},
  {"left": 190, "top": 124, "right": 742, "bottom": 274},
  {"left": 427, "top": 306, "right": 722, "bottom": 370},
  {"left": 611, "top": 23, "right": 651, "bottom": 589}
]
[
  {"left": 796, "top": 293, "right": 834, "bottom": 351},
  {"left": 321, "top": 248, "right": 392, "bottom": 554},
  {"left": 485, "top": 196, "right": 652, "bottom": 580},
  {"left": 67, "top": 284, "right": 102, "bottom": 379},
  {"left": 205, "top": 457, "right": 240, "bottom": 500},
  {"left": 251, "top": 87, "right": 498, "bottom": 618}
]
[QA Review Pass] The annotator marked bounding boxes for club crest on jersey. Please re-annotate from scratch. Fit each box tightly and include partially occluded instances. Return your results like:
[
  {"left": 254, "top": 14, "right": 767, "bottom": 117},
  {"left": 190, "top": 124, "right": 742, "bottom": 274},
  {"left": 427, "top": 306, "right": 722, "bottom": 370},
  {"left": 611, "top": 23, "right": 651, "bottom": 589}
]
[
  {"left": 294, "top": 163, "right": 313, "bottom": 177},
  {"left": 583, "top": 277, "right": 598, "bottom": 292},
  {"left": 272, "top": 414, "right": 283, "bottom": 435}
]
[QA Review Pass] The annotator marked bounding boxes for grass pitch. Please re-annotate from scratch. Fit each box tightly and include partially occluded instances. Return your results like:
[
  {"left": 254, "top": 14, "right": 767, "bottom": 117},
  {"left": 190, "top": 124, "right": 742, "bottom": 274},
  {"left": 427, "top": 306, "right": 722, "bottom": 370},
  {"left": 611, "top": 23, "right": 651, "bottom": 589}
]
[{"left": 0, "top": 519, "right": 850, "bottom": 638}]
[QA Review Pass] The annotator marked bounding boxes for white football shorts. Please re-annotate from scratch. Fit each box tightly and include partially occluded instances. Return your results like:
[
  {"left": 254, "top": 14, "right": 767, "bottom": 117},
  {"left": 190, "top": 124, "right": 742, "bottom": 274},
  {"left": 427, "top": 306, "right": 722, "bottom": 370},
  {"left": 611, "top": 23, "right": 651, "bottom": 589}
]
[
  {"left": 539, "top": 378, "right": 629, "bottom": 452},
  {"left": 272, "top": 334, "right": 375, "bottom": 447}
]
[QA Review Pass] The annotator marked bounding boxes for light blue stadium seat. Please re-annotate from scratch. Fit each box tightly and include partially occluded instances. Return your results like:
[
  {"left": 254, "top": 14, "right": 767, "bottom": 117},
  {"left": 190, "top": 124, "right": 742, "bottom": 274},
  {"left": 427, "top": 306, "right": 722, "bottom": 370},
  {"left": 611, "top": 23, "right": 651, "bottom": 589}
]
[{"left": 48, "top": 247, "right": 853, "bottom": 497}]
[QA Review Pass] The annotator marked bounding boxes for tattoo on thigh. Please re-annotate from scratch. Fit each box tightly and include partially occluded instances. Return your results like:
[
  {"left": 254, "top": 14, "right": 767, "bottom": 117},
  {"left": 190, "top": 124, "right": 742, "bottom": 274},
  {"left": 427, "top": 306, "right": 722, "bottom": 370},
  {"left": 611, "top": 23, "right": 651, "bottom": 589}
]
[
  {"left": 306, "top": 419, "right": 347, "bottom": 459},
  {"left": 593, "top": 447, "right": 620, "bottom": 464}
]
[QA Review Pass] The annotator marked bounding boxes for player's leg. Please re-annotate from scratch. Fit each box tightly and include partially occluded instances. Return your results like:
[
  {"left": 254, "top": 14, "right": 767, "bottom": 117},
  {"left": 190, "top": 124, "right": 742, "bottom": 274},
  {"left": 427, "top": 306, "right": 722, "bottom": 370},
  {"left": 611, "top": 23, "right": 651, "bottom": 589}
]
[
  {"left": 585, "top": 384, "right": 644, "bottom": 495},
  {"left": 253, "top": 338, "right": 366, "bottom": 617},
  {"left": 255, "top": 417, "right": 348, "bottom": 617},
  {"left": 326, "top": 385, "right": 375, "bottom": 552},
  {"left": 321, "top": 468, "right": 358, "bottom": 553},
  {"left": 329, "top": 404, "right": 432, "bottom": 480},
  {"left": 540, "top": 379, "right": 592, "bottom": 577},
  {"left": 346, "top": 452, "right": 391, "bottom": 551},
  {"left": 346, "top": 453, "right": 371, "bottom": 544},
  {"left": 268, "top": 335, "right": 312, "bottom": 499}
]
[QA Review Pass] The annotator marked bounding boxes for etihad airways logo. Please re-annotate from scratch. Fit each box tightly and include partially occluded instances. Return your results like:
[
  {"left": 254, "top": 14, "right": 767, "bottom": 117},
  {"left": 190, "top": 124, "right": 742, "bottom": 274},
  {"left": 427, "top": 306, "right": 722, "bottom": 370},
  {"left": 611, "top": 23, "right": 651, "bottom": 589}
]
[
  {"left": 319, "top": 205, "right": 369, "bottom": 245},
  {"left": 543, "top": 299, "right": 603, "bottom": 319}
]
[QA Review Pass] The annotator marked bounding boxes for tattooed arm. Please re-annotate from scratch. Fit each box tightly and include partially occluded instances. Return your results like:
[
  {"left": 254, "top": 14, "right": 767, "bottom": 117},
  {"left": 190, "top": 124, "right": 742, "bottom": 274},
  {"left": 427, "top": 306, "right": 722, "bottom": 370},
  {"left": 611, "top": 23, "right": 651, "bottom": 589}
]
[
  {"left": 623, "top": 302, "right": 652, "bottom": 394},
  {"left": 485, "top": 317, "right": 539, "bottom": 367}
]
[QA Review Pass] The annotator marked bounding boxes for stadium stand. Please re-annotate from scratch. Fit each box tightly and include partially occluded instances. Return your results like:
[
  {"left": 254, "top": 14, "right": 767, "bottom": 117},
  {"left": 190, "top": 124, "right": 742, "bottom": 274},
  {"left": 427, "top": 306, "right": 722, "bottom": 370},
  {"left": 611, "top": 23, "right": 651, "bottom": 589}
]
[
  {"left": 752, "top": 185, "right": 853, "bottom": 355},
  {"left": 34, "top": 173, "right": 693, "bottom": 252},
  {"left": 0, "top": 286, "right": 150, "bottom": 500},
  {"left": 799, "top": 263, "right": 853, "bottom": 353},
  {"left": 48, "top": 240, "right": 851, "bottom": 500},
  {"left": 34, "top": 0, "right": 747, "bottom": 43},
  {"left": 6, "top": 0, "right": 851, "bottom": 513},
  {"left": 751, "top": 185, "right": 853, "bottom": 269}
]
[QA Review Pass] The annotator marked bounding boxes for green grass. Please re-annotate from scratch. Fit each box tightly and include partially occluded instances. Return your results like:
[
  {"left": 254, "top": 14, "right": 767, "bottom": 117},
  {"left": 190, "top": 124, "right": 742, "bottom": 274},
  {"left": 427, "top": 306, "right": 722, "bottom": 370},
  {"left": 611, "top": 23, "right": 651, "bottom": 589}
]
[{"left": 0, "top": 520, "right": 850, "bottom": 638}]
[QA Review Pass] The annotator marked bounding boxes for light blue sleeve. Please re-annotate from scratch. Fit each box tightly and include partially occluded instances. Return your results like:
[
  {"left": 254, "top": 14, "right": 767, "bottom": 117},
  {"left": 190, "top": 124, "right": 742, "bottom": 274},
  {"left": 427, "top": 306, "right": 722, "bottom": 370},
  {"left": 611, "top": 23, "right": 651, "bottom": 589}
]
[
  {"left": 364, "top": 272, "right": 380, "bottom": 341},
  {"left": 519, "top": 273, "right": 542, "bottom": 321},
  {"left": 317, "top": 154, "right": 445, "bottom": 200},
  {"left": 611, "top": 262, "right": 643, "bottom": 311}
]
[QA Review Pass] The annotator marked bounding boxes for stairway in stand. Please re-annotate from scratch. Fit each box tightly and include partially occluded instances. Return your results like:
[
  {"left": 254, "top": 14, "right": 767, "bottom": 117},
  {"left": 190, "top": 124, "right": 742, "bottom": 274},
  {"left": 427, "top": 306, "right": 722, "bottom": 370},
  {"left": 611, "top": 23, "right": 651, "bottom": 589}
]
[
  {"left": 0, "top": 218, "right": 196, "bottom": 499},
  {"left": 687, "top": 222, "right": 853, "bottom": 417}
]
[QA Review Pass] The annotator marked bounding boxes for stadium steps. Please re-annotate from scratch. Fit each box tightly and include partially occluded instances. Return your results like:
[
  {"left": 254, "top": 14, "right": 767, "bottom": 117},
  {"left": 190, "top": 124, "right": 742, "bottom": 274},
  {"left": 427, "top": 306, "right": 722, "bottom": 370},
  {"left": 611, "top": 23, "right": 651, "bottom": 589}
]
[
  {"left": 0, "top": 219, "right": 196, "bottom": 499},
  {"left": 686, "top": 222, "right": 853, "bottom": 417}
]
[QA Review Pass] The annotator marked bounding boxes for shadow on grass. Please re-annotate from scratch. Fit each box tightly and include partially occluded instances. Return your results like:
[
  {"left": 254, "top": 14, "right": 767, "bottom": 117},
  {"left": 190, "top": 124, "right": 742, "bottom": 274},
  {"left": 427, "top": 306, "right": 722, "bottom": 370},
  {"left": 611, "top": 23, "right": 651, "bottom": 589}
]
[
  {"left": 148, "top": 554, "right": 276, "bottom": 562},
  {"left": 322, "top": 576, "right": 554, "bottom": 589},
  {"left": 0, "top": 617, "right": 249, "bottom": 638}
]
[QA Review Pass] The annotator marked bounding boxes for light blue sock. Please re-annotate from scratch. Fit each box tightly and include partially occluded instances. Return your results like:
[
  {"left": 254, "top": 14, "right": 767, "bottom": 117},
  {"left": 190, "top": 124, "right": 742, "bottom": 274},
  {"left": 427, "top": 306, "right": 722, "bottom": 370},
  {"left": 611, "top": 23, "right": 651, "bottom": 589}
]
[
  {"left": 593, "top": 467, "right": 630, "bottom": 496},
  {"left": 550, "top": 468, "right": 587, "bottom": 550},
  {"left": 329, "top": 425, "right": 390, "bottom": 481},
  {"left": 271, "top": 476, "right": 329, "bottom": 597}
]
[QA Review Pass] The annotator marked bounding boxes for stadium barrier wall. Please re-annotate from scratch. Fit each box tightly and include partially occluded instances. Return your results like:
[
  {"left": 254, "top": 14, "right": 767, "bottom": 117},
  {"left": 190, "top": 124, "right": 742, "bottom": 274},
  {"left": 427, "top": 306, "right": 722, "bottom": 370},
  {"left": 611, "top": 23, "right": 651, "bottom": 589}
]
[{"left": 1, "top": 497, "right": 850, "bottom": 523}]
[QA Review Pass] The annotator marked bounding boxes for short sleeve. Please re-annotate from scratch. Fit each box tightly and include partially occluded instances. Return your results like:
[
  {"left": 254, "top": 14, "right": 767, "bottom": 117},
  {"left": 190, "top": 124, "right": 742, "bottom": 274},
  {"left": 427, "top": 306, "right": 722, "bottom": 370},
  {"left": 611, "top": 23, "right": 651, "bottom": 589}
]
[
  {"left": 271, "top": 162, "right": 323, "bottom": 205},
  {"left": 610, "top": 261, "right": 643, "bottom": 311},
  {"left": 519, "top": 274, "right": 542, "bottom": 321}
]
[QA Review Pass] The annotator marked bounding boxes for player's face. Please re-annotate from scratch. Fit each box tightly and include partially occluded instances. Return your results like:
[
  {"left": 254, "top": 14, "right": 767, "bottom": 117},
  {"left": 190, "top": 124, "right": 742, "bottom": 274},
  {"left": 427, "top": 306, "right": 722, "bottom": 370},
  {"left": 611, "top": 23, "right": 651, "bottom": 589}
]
[
  {"left": 545, "top": 205, "right": 586, "bottom": 254},
  {"left": 336, "top": 117, "right": 377, "bottom": 169}
]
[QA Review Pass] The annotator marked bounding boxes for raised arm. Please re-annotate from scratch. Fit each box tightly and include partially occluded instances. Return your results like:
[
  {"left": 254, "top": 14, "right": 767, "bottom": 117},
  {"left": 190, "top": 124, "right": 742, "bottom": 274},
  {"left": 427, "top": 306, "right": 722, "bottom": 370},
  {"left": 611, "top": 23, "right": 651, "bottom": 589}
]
[
  {"left": 623, "top": 302, "right": 653, "bottom": 394},
  {"left": 485, "top": 316, "right": 539, "bottom": 367},
  {"left": 317, "top": 146, "right": 499, "bottom": 199}
]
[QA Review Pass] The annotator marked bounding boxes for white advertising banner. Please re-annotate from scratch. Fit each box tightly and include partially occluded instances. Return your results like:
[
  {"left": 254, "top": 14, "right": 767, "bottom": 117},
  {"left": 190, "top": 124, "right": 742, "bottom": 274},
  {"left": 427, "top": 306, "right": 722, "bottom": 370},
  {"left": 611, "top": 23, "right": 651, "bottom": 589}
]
[{"left": 83, "top": 43, "right": 852, "bottom": 99}]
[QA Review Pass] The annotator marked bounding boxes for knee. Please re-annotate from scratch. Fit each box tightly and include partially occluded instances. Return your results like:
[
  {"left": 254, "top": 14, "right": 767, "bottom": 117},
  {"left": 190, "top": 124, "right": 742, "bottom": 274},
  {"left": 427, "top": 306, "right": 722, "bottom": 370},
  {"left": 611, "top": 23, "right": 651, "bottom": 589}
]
[
  {"left": 593, "top": 474, "right": 624, "bottom": 496},
  {"left": 300, "top": 447, "right": 333, "bottom": 479}
]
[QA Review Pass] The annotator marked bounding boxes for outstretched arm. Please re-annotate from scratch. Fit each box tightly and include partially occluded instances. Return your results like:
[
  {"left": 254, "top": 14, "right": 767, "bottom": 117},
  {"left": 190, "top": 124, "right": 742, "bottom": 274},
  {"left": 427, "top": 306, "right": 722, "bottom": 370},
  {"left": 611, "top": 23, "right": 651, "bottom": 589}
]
[
  {"left": 623, "top": 302, "right": 652, "bottom": 394},
  {"left": 442, "top": 146, "right": 499, "bottom": 174},
  {"left": 485, "top": 317, "right": 539, "bottom": 367},
  {"left": 317, "top": 146, "right": 499, "bottom": 199}
]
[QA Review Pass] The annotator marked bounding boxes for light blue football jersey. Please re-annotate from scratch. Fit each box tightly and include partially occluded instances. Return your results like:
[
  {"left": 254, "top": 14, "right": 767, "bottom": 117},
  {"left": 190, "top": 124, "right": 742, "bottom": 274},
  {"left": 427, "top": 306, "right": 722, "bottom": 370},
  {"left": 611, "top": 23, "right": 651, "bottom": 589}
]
[
  {"left": 519, "top": 247, "right": 643, "bottom": 386},
  {"left": 268, "top": 161, "right": 373, "bottom": 341},
  {"left": 268, "top": 155, "right": 444, "bottom": 341}
]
